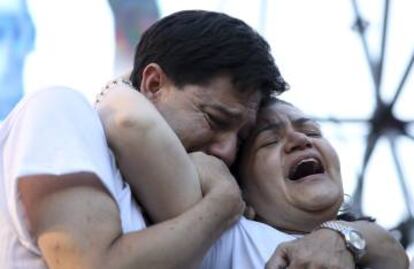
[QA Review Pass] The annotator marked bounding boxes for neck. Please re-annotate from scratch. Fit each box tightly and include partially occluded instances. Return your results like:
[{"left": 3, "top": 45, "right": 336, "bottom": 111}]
[{"left": 255, "top": 211, "right": 337, "bottom": 235}]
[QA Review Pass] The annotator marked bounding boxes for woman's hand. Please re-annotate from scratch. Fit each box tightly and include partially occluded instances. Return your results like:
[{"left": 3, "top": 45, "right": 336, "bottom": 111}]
[{"left": 189, "top": 152, "right": 245, "bottom": 228}]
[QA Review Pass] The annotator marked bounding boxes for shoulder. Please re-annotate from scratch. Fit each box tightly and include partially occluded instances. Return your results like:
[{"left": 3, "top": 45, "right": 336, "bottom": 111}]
[
  {"left": 24, "top": 87, "right": 93, "bottom": 114},
  {"left": 14, "top": 86, "right": 102, "bottom": 133}
]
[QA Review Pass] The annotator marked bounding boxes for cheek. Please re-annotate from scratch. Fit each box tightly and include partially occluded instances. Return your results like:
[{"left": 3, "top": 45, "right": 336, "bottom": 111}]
[
  {"left": 261, "top": 147, "right": 285, "bottom": 177},
  {"left": 328, "top": 148, "right": 341, "bottom": 175},
  {"left": 317, "top": 142, "right": 341, "bottom": 174},
  {"left": 183, "top": 116, "right": 213, "bottom": 148},
  {"left": 249, "top": 150, "right": 285, "bottom": 194}
]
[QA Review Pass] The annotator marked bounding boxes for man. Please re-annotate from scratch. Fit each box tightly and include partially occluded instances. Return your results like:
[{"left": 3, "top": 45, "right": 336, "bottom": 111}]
[{"left": 0, "top": 10, "right": 285, "bottom": 269}]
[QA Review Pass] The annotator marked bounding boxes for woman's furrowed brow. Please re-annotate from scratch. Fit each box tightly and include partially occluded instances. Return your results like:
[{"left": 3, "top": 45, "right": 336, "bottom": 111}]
[{"left": 251, "top": 122, "right": 283, "bottom": 141}]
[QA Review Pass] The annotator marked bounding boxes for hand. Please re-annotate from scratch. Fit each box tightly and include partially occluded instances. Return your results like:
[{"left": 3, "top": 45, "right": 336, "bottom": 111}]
[
  {"left": 189, "top": 152, "right": 239, "bottom": 195},
  {"left": 189, "top": 152, "right": 244, "bottom": 225},
  {"left": 266, "top": 229, "right": 355, "bottom": 269}
]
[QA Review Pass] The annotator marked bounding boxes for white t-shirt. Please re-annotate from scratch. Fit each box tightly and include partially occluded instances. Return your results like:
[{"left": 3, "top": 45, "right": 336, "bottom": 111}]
[
  {"left": 200, "top": 217, "right": 296, "bottom": 269},
  {"left": 0, "top": 87, "right": 146, "bottom": 269},
  {"left": 0, "top": 86, "right": 294, "bottom": 269}
]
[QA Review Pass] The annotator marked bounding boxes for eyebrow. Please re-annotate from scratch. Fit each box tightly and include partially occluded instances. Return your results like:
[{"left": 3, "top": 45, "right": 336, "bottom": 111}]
[
  {"left": 293, "top": 117, "right": 315, "bottom": 127},
  {"left": 205, "top": 104, "right": 244, "bottom": 121},
  {"left": 251, "top": 117, "right": 315, "bottom": 140}
]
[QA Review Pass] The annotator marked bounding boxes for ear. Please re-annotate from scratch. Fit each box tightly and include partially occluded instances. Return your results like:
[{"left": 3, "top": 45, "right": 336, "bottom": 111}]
[{"left": 139, "top": 63, "right": 170, "bottom": 102}]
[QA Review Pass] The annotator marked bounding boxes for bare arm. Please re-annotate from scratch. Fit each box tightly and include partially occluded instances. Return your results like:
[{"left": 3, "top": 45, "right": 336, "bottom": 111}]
[
  {"left": 266, "top": 221, "right": 409, "bottom": 269},
  {"left": 10, "top": 88, "right": 243, "bottom": 269},
  {"left": 96, "top": 81, "right": 202, "bottom": 222},
  {"left": 19, "top": 172, "right": 243, "bottom": 269},
  {"left": 349, "top": 221, "right": 409, "bottom": 269}
]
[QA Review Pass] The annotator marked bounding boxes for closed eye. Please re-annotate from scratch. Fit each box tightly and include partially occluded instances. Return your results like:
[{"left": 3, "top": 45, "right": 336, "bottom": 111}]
[
  {"left": 305, "top": 130, "right": 322, "bottom": 137},
  {"left": 254, "top": 129, "right": 282, "bottom": 149},
  {"left": 206, "top": 113, "right": 230, "bottom": 130},
  {"left": 204, "top": 113, "right": 216, "bottom": 130},
  {"left": 259, "top": 139, "right": 280, "bottom": 148},
  {"left": 300, "top": 125, "right": 322, "bottom": 137},
  {"left": 297, "top": 119, "right": 322, "bottom": 137}
]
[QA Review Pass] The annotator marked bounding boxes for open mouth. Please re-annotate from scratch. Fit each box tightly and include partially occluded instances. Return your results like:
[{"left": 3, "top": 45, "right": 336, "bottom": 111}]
[{"left": 288, "top": 157, "right": 325, "bottom": 181}]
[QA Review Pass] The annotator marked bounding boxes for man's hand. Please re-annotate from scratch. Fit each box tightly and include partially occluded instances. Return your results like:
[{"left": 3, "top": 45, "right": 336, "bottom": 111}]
[
  {"left": 266, "top": 229, "right": 354, "bottom": 269},
  {"left": 189, "top": 152, "right": 235, "bottom": 193}
]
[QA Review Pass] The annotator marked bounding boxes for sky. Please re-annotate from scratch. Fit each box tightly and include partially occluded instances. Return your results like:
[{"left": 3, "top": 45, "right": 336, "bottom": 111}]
[{"left": 20, "top": 0, "right": 414, "bottom": 258}]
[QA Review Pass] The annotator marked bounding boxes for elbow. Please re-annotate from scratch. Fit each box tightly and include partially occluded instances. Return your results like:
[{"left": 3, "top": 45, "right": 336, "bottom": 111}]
[
  {"left": 98, "top": 100, "right": 159, "bottom": 139},
  {"left": 370, "top": 230, "right": 410, "bottom": 269},
  {"left": 107, "top": 111, "right": 159, "bottom": 147},
  {"left": 113, "top": 111, "right": 157, "bottom": 131},
  {"left": 383, "top": 231, "right": 409, "bottom": 268},
  {"left": 105, "top": 110, "right": 164, "bottom": 159},
  {"left": 391, "top": 242, "right": 410, "bottom": 269}
]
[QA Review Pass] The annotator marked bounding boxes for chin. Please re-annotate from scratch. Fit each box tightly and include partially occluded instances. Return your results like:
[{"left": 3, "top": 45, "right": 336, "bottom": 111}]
[
  {"left": 293, "top": 177, "right": 343, "bottom": 207},
  {"left": 297, "top": 189, "right": 343, "bottom": 215}
]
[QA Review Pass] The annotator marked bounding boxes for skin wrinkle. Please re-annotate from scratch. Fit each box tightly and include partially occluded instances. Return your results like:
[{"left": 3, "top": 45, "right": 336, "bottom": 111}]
[
  {"left": 239, "top": 102, "right": 343, "bottom": 234},
  {"left": 155, "top": 74, "right": 261, "bottom": 166}
]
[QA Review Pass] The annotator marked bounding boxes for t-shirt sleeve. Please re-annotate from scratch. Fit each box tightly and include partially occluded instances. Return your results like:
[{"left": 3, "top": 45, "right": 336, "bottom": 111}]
[{"left": 3, "top": 87, "right": 117, "bottom": 253}]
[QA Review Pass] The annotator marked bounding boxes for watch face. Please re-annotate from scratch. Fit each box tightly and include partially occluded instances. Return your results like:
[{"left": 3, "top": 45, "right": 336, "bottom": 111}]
[{"left": 349, "top": 230, "right": 366, "bottom": 250}]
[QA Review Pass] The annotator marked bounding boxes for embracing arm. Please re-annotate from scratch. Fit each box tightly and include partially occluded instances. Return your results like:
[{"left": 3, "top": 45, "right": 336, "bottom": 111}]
[
  {"left": 96, "top": 81, "right": 201, "bottom": 222},
  {"left": 9, "top": 87, "right": 242, "bottom": 269},
  {"left": 19, "top": 172, "right": 243, "bottom": 269},
  {"left": 349, "top": 220, "right": 409, "bottom": 269},
  {"left": 266, "top": 220, "right": 409, "bottom": 269}
]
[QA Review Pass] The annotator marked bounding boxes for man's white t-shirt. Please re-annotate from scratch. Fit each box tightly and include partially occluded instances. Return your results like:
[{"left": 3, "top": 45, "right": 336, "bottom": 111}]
[
  {"left": 0, "top": 86, "right": 295, "bottom": 269},
  {"left": 0, "top": 87, "right": 147, "bottom": 269},
  {"left": 200, "top": 217, "right": 296, "bottom": 269}
]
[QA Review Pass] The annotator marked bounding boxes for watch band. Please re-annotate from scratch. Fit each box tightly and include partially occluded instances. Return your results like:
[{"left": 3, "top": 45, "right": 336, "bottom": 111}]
[{"left": 319, "top": 221, "right": 367, "bottom": 263}]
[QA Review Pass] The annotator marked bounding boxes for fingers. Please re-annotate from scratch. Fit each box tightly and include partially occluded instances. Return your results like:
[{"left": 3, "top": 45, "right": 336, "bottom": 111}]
[
  {"left": 265, "top": 257, "right": 288, "bottom": 269},
  {"left": 266, "top": 243, "right": 290, "bottom": 269},
  {"left": 267, "top": 235, "right": 356, "bottom": 269}
]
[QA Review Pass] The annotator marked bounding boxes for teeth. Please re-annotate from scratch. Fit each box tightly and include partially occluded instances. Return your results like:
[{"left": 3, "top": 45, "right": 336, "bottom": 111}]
[{"left": 296, "top": 158, "right": 318, "bottom": 167}]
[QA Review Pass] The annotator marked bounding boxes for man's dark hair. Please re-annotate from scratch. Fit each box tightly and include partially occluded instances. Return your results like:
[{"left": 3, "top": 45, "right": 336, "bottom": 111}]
[{"left": 130, "top": 10, "right": 288, "bottom": 96}]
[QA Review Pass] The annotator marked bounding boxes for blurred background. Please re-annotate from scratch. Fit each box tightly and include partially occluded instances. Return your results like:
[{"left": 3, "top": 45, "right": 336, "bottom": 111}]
[{"left": 1, "top": 0, "right": 413, "bottom": 260}]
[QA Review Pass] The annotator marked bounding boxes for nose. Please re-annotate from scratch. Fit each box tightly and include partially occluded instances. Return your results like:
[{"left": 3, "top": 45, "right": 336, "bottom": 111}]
[
  {"left": 205, "top": 133, "right": 238, "bottom": 166},
  {"left": 284, "top": 130, "right": 312, "bottom": 153}
]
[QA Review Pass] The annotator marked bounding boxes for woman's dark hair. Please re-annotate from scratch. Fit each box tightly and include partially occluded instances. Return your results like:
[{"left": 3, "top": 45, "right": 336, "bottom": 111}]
[{"left": 130, "top": 10, "right": 288, "bottom": 96}]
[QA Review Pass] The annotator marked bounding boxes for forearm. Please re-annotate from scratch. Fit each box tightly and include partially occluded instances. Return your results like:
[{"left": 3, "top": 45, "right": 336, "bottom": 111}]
[
  {"left": 25, "top": 174, "right": 242, "bottom": 269},
  {"left": 39, "top": 199, "right": 226, "bottom": 269},
  {"left": 97, "top": 85, "right": 202, "bottom": 222},
  {"left": 106, "top": 191, "right": 241, "bottom": 269},
  {"left": 346, "top": 221, "right": 409, "bottom": 269}
]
